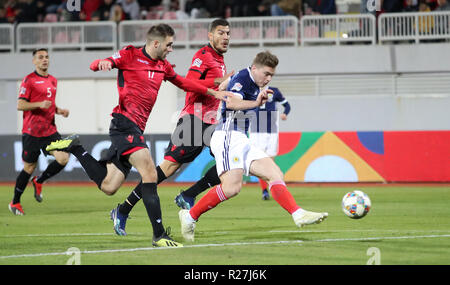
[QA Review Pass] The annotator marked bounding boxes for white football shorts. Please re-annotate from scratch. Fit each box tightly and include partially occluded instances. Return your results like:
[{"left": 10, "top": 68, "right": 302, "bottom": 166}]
[
  {"left": 249, "top": 132, "right": 279, "bottom": 157},
  {"left": 211, "top": 130, "right": 268, "bottom": 176}
]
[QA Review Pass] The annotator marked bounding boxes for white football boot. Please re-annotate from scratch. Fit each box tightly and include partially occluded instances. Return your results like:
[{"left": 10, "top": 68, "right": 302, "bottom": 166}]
[
  {"left": 179, "top": 209, "right": 196, "bottom": 242},
  {"left": 292, "top": 209, "right": 328, "bottom": 228}
]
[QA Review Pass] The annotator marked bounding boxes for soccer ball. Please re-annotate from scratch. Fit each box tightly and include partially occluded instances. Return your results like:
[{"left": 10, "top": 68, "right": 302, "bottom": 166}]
[{"left": 342, "top": 190, "right": 371, "bottom": 219}]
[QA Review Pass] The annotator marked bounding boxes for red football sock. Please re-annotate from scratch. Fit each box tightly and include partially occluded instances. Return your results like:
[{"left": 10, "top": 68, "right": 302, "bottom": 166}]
[
  {"left": 269, "top": 180, "right": 300, "bottom": 214},
  {"left": 189, "top": 184, "right": 228, "bottom": 220},
  {"left": 259, "top": 179, "right": 268, "bottom": 191}
]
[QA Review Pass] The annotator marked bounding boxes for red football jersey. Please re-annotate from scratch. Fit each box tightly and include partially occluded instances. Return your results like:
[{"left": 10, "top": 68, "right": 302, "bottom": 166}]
[
  {"left": 106, "top": 46, "right": 178, "bottom": 131},
  {"left": 18, "top": 71, "right": 58, "bottom": 137},
  {"left": 179, "top": 44, "right": 227, "bottom": 124}
]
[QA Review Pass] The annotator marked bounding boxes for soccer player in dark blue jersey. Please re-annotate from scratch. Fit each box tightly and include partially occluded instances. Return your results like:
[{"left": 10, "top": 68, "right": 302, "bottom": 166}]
[{"left": 249, "top": 86, "right": 291, "bottom": 200}]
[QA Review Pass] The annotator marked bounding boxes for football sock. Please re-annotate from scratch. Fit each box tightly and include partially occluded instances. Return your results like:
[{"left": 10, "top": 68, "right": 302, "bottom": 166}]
[
  {"left": 118, "top": 181, "right": 142, "bottom": 215},
  {"left": 36, "top": 160, "right": 65, "bottom": 184},
  {"left": 183, "top": 164, "right": 220, "bottom": 198},
  {"left": 259, "top": 179, "right": 268, "bottom": 192},
  {"left": 269, "top": 180, "right": 300, "bottom": 214},
  {"left": 189, "top": 184, "right": 227, "bottom": 220},
  {"left": 71, "top": 145, "right": 107, "bottom": 188},
  {"left": 118, "top": 166, "right": 166, "bottom": 215},
  {"left": 140, "top": 182, "right": 165, "bottom": 238},
  {"left": 12, "top": 170, "right": 31, "bottom": 204},
  {"left": 156, "top": 165, "right": 167, "bottom": 184}
]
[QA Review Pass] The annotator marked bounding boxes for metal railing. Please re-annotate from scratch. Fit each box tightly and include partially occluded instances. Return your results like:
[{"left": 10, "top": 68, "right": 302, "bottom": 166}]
[
  {"left": 300, "top": 14, "right": 376, "bottom": 45},
  {"left": 118, "top": 16, "right": 299, "bottom": 49},
  {"left": 16, "top": 22, "right": 117, "bottom": 52},
  {"left": 0, "top": 24, "right": 14, "bottom": 52},
  {"left": 3, "top": 13, "right": 450, "bottom": 53},
  {"left": 379, "top": 11, "right": 450, "bottom": 43}
]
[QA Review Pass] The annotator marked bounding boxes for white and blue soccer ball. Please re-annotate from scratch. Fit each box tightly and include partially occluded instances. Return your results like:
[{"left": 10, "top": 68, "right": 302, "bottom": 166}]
[{"left": 342, "top": 190, "right": 371, "bottom": 219}]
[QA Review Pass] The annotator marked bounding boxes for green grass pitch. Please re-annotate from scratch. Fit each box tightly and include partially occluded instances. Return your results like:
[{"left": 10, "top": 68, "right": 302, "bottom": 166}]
[{"left": 0, "top": 183, "right": 449, "bottom": 265}]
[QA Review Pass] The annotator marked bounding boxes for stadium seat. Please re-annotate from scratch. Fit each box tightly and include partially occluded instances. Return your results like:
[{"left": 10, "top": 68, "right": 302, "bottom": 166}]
[
  {"left": 248, "top": 27, "right": 260, "bottom": 39},
  {"left": 53, "top": 31, "right": 68, "bottom": 43},
  {"left": 162, "top": 11, "right": 177, "bottom": 20},
  {"left": 146, "top": 11, "right": 161, "bottom": 20},
  {"left": 69, "top": 31, "right": 81, "bottom": 43},
  {"left": 303, "top": 25, "right": 319, "bottom": 38},
  {"left": 264, "top": 27, "right": 278, "bottom": 39},
  {"left": 232, "top": 27, "right": 245, "bottom": 40},
  {"left": 44, "top": 13, "right": 58, "bottom": 22}
]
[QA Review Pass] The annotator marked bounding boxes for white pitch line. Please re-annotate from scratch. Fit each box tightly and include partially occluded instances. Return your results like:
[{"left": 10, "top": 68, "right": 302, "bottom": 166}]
[{"left": 1, "top": 234, "right": 450, "bottom": 260}]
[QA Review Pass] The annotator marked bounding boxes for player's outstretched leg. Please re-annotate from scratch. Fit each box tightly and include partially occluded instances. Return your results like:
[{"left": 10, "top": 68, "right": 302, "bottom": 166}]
[{"left": 269, "top": 180, "right": 328, "bottom": 227}]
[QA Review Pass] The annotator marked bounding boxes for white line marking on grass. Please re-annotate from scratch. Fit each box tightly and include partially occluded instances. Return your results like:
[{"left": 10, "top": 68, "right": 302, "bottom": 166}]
[
  {"left": 1, "top": 234, "right": 450, "bottom": 260},
  {"left": 269, "top": 229, "right": 450, "bottom": 233}
]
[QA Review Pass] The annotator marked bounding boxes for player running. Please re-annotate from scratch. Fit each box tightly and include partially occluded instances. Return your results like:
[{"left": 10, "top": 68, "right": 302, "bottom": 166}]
[
  {"left": 9, "top": 48, "right": 70, "bottom": 216},
  {"left": 46, "top": 24, "right": 232, "bottom": 247},
  {"left": 179, "top": 51, "right": 328, "bottom": 242},
  {"left": 110, "top": 18, "right": 231, "bottom": 236}
]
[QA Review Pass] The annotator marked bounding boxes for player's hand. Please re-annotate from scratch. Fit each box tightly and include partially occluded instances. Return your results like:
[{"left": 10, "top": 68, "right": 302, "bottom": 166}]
[
  {"left": 218, "top": 76, "right": 231, "bottom": 91},
  {"left": 256, "top": 88, "right": 272, "bottom": 106},
  {"left": 214, "top": 70, "right": 234, "bottom": 88},
  {"left": 40, "top": 100, "right": 52, "bottom": 109},
  {"left": 58, "top": 108, "right": 70, "bottom": 118},
  {"left": 209, "top": 89, "right": 234, "bottom": 101},
  {"left": 98, "top": 60, "right": 112, "bottom": 71},
  {"left": 280, "top": 113, "right": 287, "bottom": 121}
]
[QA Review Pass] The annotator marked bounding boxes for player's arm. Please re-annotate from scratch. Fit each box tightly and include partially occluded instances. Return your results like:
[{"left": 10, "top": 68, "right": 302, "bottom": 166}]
[
  {"left": 90, "top": 48, "right": 130, "bottom": 72},
  {"left": 17, "top": 99, "right": 52, "bottom": 111},
  {"left": 226, "top": 89, "right": 272, "bottom": 111},
  {"left": 55, "top": 106, "right": 70, "bottom": 117},
  {"left": 169, "top": 74, "right": 233, "bottom": 101},
  {"left": 185, "top": 68, "right": 234, "bottom": 89}
]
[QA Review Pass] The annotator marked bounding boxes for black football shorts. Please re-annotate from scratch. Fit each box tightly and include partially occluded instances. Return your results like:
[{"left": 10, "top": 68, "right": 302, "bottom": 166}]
[{"left": 22, "top": 132, "right": 61, "bottom": 163}]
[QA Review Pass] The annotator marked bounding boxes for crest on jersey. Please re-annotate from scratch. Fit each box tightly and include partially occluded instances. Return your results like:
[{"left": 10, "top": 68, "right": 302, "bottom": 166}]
[
  {"left": 231, "top": 82, "right": 243, "bottom": 92},
  {"left": 192, "top": 58, "right": 203, "bottom": 68},
  {"left": 112, "top": 51, "right": 121, "bottom": 59},
  {"left": 267, "top": 93, "right": 274, "bottom": 102}
]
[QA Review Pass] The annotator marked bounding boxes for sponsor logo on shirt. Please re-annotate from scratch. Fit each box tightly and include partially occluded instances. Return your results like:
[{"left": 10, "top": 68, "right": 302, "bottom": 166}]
[
  {"left": 112, "top": 51, "right": 121, "bottom": 60},
  {"left": 231, "top": 82, "right": 242, "bottom": 92},
  {"left": 192, "top": 58, "right": 202, "bottom": 68},
  {"left": 137, "top": 58, "right": 149, "bottom": 65},
  {"left": 35, "top": 81, "right": 44, "bottom": 84}
]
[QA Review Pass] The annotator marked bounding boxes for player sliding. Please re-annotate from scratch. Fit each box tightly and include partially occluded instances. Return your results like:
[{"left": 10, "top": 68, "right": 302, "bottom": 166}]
[
  {"left": 46, "top": 24, "right": 232, "bottom": 247},
  {"left": 179, "top": 51, "right": 328, "bottom": 242}
]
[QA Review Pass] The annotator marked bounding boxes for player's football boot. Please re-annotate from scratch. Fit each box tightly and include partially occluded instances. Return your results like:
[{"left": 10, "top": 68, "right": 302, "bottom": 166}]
[
  {"left": 45, "top": 134, "right": 80, "bottom": 153},
  {"left": 110, "top": 204, "right": 128, "bottom": 236},
  {"left": 293, "top": 209, "right": 328, "bottom": 228},
  {"left": 32, "top": 176, "right": 43, "bottom": 203},
  {"left": 152, "top": 227, "right": 183, "bottom": 247},
  {"left": 174, "top": 191, "right": 195, "bottom": 210},
  {"left": 8, "top": 202, "right": 25, "bottom": 216},
  {"left": 262, "top": 189, "right": 270, "bottom": 200},
  {"left": 179, "top": 209, "right": 196, "bottom": 242}
]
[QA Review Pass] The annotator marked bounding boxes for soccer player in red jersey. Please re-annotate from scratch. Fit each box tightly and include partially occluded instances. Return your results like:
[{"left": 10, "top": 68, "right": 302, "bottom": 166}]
[
  {"left": 46, "top": 24, "right": 232, "bottom": 247},
  {"left": 111, "top": 19, "right": 231, "bottom": 235},
  {"left": 9, "top": 48, "right": 70, "bottom": 216}
]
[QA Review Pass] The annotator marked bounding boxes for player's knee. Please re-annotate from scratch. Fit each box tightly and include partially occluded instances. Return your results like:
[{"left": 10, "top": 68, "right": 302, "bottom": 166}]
[
  {"left": 55, "top": 153, "right": 69, "bottom": 166},
  {"left": 23, "top": 163, "right": 37, "bottom": 174},
  {"left": 222, "top": 182, "right": 242, "bottom": 198},
  {"left": 100, "top": 180, "right": 119, "bottom": 196}
]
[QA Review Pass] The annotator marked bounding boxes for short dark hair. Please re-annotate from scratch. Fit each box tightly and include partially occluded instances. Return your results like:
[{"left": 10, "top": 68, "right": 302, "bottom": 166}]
[
  {"left": 253, "top": 51, "right": 279, "bottom": 69},
  {"left": 146, "top": 24, "right": 175, "bottom": 43},
  {"left": 209, "top": 18, "right": 230, "bottom": 32},
  {"left": 32, "top": 48, "right": 48, "bottom": 56}
]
